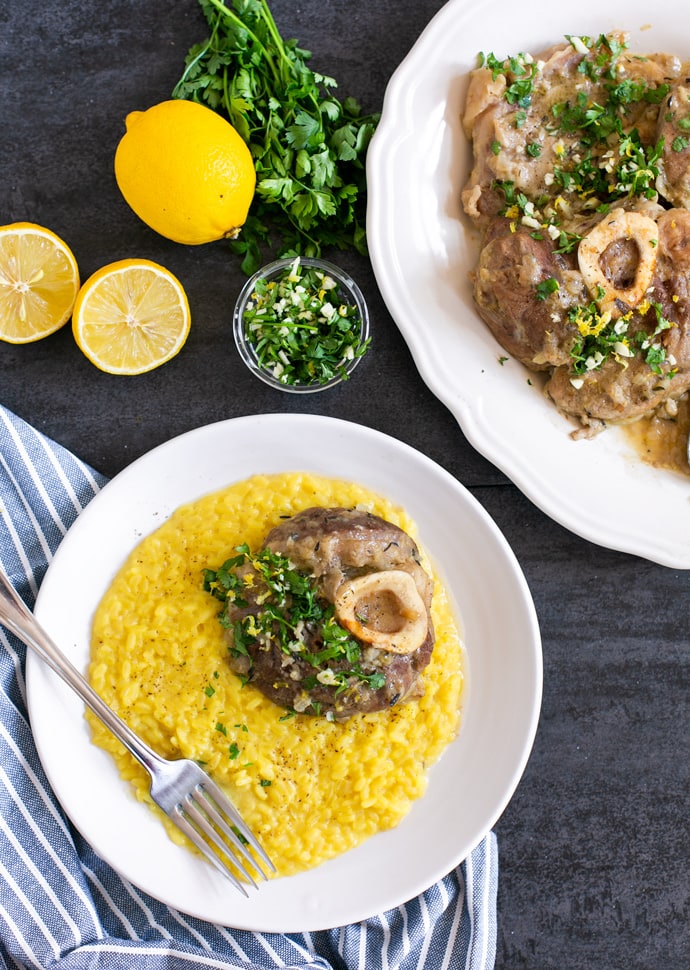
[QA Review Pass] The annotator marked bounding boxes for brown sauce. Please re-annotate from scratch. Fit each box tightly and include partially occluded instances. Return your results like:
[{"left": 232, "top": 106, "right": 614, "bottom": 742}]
[{"left": 623, "top": 396, "right": 690, "bottom": 477}]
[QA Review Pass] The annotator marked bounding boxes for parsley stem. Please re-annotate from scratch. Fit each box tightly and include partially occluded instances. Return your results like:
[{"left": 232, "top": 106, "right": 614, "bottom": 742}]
[
  {"left": 257, "top": 0, "right": 294, "bottom": 82},
  {"left": 173, "top": 35, "right": 214, "bottom": 93},
  {"left": 204, "top": 0, "right": 282, "bottom": 85}
]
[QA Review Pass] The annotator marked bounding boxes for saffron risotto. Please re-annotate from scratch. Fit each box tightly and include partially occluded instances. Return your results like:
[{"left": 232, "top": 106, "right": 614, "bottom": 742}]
[{"left": 87, "top": 472, "right": 464, "bottom": 877}]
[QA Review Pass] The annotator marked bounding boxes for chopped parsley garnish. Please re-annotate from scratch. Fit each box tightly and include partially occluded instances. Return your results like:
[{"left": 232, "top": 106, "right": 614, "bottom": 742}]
[
  {"left": 613, "top": 134, "right": 664, "bottom": 200},
  {"left": 481, "top": 32, "right": 681, "bottom": 386},
  {"left": 492, "top": 178, "right": 582, "bottom": 253},
  {"left": 240, "top": 255, "right": 370, "bottom": 387},
  {"left": 568, "top": 300, "right": 674, "bottom": 376},
  {"left": 485, "top": 35, "right": 670, "bottom": 246},
  {"left": 568, "top": 33, "right": 626, "bottom": 79},
  {"left": 480, "top": 50, "right": 540, "bottom": 109},
  {"left": 203, "top": 545, "right": 387, "bottom": 700},
  {"left": 635, "top": 303, "right": 674, "bottom": 375},
  {"left": 535, "top": 277, "right": 560, "bottom": 301}
]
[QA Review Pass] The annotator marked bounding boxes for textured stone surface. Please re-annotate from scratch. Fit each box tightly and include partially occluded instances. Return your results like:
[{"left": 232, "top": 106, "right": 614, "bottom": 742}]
[{"left": 1, "top": 2, "right": 688, "bottom": 966}]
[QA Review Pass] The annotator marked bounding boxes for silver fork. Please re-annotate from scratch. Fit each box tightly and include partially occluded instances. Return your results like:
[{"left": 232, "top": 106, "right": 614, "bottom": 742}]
[{"left": 0, "top": 564, "right": 275, "bottom": 896}]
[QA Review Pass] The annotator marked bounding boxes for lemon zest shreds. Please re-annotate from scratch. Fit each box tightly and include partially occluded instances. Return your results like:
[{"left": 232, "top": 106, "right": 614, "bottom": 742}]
[
  {"left": 573, "top": 305, "right": 611, "bottom": 338},
  {"left": 72, "top": 259, "right": 191, "bottom": 375},
  {"left": 0, "top": 223, "right": 80, "bottom": 344}
]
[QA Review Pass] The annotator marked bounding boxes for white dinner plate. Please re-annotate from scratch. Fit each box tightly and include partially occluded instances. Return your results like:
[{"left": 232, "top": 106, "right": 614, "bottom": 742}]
[
  {"left": 27, "top": 414, "right": 541, "bottom": 931},
  {"left": 367, "top": 0, "right": 690, "bottom": 569}
]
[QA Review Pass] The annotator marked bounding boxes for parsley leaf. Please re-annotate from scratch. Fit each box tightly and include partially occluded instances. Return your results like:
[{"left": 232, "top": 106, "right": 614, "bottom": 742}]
[{"left": 535, "top": 277, "right": 560, "bottom": 301}]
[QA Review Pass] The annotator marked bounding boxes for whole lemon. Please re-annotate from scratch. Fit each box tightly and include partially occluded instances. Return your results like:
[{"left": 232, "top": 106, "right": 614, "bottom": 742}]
[{"left": 114, "top": 99, "right": 256, "bottom": 246}]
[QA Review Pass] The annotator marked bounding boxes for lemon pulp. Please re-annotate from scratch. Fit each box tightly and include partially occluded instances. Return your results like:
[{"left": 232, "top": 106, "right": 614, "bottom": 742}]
[
  {"left": 72, "top": 258, "right": 191, "bottom": 375},
  {"left": 0, "top": 222, "right": 80, "bottom": 343}
]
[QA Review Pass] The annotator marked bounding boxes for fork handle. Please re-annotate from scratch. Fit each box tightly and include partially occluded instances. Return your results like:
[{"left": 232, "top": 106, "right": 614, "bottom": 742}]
[{"left": 0, "top": 565, "right": 162, "bottom": 774}]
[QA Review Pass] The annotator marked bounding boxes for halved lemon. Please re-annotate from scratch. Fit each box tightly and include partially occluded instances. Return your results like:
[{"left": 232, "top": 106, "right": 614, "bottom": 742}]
[
  {"left": 0, "top": 222, "right": 80, "bottom": 343},
  {"left": 72, "top": 258, "right": 191, "bottom": 375}
]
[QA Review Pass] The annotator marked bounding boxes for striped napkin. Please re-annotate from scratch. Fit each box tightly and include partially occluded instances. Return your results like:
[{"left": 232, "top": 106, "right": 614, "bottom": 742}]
[{"left": 0, "top": 404, "right": 498, "bottom": 970}]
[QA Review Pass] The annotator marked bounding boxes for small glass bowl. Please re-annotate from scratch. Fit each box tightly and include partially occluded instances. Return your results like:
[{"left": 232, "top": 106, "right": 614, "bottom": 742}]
[{"left": 233, "top": 256, "right": 370, "bottom": 393}]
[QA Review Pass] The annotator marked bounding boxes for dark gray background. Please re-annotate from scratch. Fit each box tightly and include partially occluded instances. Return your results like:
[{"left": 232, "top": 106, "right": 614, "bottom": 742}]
[{"left": 1, "top": 1, "right": 688, "bottom": 966}]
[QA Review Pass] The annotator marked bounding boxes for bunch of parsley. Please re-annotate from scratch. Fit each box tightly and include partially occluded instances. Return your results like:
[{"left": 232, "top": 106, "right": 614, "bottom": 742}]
[{"left": 172, "top": 0, "right": 379, "bottom": 274}]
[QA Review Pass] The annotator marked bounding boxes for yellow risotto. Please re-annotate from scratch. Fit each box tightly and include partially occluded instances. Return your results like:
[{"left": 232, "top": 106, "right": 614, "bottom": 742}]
[{"left": 87, "top": 472, "right": 464, "bottom": 877}]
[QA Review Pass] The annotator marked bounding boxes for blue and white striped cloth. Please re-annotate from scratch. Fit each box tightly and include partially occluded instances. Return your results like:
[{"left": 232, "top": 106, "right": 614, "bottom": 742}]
[{"left": 0, "top": 403, "right": 498, "bottom": 970}]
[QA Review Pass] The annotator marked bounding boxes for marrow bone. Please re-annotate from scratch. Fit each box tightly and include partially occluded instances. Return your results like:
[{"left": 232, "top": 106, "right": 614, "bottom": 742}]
[
  {"left": 578, "top": 210, "right": 658, "bottom": 316},
  {"left": 334, "top": 570, "right": 428, "bottom": 655}
]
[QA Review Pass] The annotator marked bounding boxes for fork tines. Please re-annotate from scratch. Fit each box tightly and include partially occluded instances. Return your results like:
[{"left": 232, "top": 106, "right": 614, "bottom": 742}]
[{"left": 172, "top": 778, "right": 275, "bottom": 896}]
